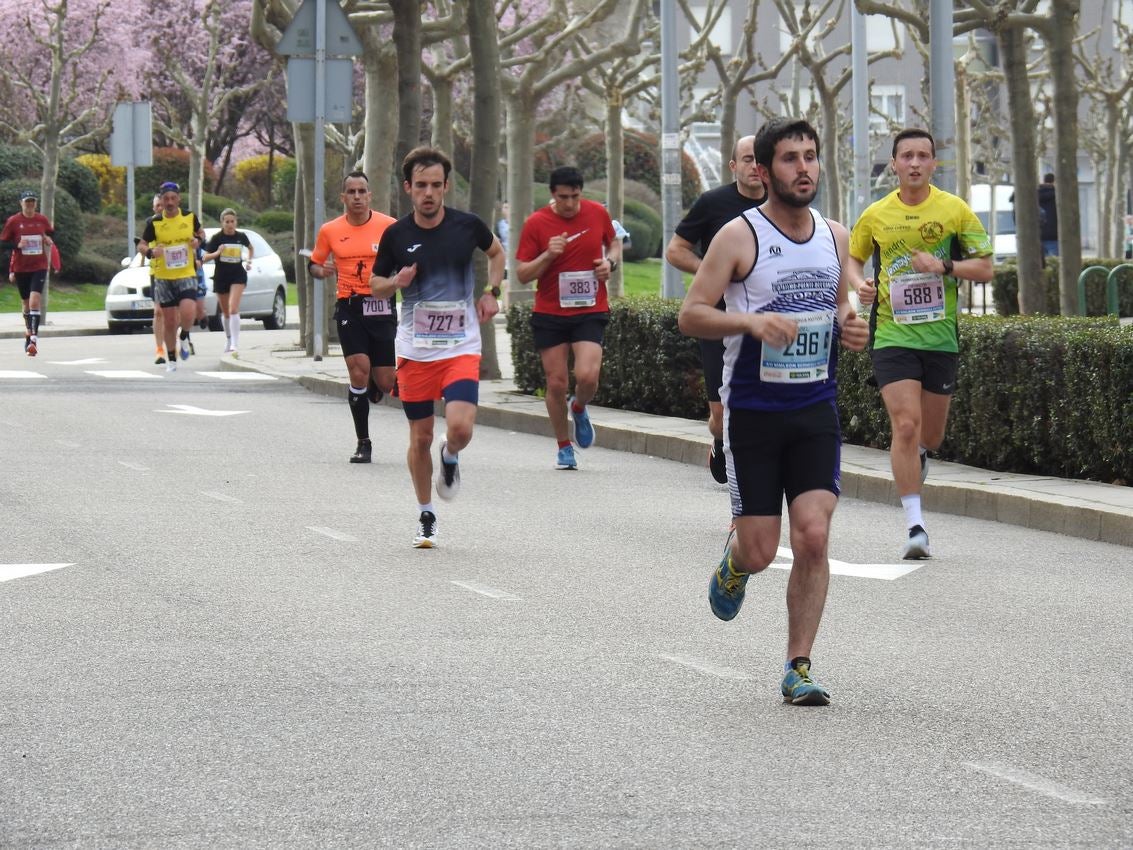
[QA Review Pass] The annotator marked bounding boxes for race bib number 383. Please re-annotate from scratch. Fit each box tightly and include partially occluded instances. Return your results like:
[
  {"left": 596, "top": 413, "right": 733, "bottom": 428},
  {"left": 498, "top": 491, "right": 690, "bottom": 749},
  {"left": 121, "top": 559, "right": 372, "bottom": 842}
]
[
  {"left": 759, "top": 310, "right": 835, "bottom": 384},
  {"left": 558, "top": 270, "right": 598, "bottom": 308},
  {"left": 889, "top": 272, "right": 945, "bottom": 324}
]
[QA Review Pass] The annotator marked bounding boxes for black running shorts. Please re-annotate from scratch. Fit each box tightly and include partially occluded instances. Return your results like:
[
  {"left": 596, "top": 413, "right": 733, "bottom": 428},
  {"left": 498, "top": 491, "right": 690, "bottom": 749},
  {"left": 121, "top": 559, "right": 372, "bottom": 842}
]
[
  {"left": 870, "top": 346, "right": 958, "bottom": 395},
  {"left": 726, "top": 400, "right": 842, "bottom": 517},
  {"left": 13, "top": 271, "right": 46, "bottom": 300},
  {"left": 530, "top": 311, "right": 609, "bottom": 351},
  {"left": 334, "top": 298, "right": 396, "bottom": 366}
]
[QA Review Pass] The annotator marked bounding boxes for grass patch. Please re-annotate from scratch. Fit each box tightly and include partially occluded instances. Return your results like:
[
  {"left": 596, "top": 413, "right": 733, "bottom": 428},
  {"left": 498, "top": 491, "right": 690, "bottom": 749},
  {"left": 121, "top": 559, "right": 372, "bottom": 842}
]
[
  {"left": 0, "top": 280, "right": 298, "bottom": 311},
  {"left": 621, "top": 258, "right": 691, "bottom": 299}
]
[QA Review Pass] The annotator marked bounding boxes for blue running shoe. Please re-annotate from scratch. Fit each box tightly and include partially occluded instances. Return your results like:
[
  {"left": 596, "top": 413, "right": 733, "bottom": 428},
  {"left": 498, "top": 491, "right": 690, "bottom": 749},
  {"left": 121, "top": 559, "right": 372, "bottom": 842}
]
[
  {"left": 781, "top": 658, "right": 831, "bottom": 706},
  {"left": 570, "top": 396, "right": 595, "bottom": 449},
  {"left": 436, "top": 439, "right": 461, "bottom": 500},
  {"left": 708, "top": 529, "right": 748, "bottom": 621},
  {"left": 555, "top": 444, "right": 578, "bottom": 470}
]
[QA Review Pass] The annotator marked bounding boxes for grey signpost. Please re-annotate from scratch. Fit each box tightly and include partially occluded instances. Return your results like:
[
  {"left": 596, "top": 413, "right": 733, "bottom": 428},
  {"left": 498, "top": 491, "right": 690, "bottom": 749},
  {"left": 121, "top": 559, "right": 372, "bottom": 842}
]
[
  {"left": 659, "top": 0, "right": 684, "bottom": 299},
  {"left": 110, "top": 102, "right": 154, "bottom": 258},
  {"left": 278, "top": 0, "right": 361, "bottom": 359}
]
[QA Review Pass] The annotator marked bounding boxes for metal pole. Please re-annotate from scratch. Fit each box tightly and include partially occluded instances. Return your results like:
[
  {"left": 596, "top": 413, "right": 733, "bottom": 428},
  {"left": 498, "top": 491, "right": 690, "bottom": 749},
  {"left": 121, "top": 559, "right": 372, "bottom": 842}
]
[
  {"left": 660, "top": 0, "right": 683, "bottom": 299},
  {"left": 312, "top": 0, "right": 327, "bottom": 360},
  {"left": 930, "top": 0, "right": 956, "bottom": 193},
  {"left": 851, "top": 5, "right": 870, "bottom": 225},
  {"left": 126, "top": 163, "right": 136, "bottom": 258}
]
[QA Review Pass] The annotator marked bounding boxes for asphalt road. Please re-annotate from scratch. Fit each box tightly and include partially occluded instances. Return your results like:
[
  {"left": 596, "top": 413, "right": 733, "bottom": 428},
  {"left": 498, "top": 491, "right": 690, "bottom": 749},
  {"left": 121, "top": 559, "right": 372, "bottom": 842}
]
[{"left": 1, "top": 333, "right": 1130, "bottom": 848}]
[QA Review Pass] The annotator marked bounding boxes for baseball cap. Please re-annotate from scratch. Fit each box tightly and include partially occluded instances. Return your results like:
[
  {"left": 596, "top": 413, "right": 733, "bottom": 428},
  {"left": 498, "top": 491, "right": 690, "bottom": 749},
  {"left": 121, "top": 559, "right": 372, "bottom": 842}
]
[
  {"left": 158, "top": 181, "right": 180, "bottom": 193},
  {"left": 19, "top": 190, "right": 37, "bottom": 201}
]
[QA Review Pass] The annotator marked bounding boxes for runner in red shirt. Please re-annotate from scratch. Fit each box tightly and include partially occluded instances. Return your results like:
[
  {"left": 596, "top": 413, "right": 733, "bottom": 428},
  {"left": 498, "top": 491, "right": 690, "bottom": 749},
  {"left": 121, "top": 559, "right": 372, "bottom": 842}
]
[
  {"left": 516, "top": 167, "right": 619, "bottom": 470},
  {"left": 1, "top": 190, "right": 55, "bottom": 356}
]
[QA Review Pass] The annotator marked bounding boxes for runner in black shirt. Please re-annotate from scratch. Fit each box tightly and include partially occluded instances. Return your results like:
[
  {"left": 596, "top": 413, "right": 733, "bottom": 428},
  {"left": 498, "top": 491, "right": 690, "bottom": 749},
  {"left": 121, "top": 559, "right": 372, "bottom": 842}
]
[
  {"left": 666, "top": 134, "right": 765, "bottom": 483},
  {"left": 202, "top": 209, "right": 253, "bottom": 356}
]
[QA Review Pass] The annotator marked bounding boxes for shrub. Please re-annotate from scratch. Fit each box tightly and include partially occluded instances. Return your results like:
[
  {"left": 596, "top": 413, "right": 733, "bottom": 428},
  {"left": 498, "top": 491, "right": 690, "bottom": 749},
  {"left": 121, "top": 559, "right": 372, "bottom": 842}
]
[
  {"left": 584, "top": 177, "right": 662, "bottom": 211},
  {"left": 58, "top": 158, "right": 101, "bottom": 213},
  {"left": 0, "top": 146, "right": 100, "bottom": 212},
  {"left": 254, "top": 209, "right": 294, "bottom": 233},
  {"left": 197, "top": 193, "right": 254, "bottom": 225},
  {"left": 0, "top": 145, "right": 39, "bottom": 182},
  {"left": 57, "top": 252, "right": 121, "bottom": 284},
  {"left": 574, "top": 130, "right": 703, "bottom": 209},
  {"left": 621, "top": 217, "right": 656, "bottom": 262},
  {"left": 273, "top": 157, "right": 297, "bottom": 207},
  {"left": 77, "top": 153, "right": 126, "bottom": 207},
  {"left": 135, "top": 148, "right": 217, "bottom": 198},
  {"left": 993, "top": 257, "right": 1133, "bottom": 317}
]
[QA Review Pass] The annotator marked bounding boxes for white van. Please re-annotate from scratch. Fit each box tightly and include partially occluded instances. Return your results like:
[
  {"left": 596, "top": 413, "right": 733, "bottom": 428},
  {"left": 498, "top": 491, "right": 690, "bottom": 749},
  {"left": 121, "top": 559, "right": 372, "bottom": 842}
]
[{"left": 968, "top": 183, "right": 1017, "bottom": 264}]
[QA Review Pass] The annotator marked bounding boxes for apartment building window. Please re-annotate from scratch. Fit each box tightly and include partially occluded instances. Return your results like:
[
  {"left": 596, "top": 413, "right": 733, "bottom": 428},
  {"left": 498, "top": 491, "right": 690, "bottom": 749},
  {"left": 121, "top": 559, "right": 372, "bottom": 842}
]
[
  {"left": 689, "top": 5, "right": 733, "bottom": 56},
  {"left": 870, "top": 85, "right": 905, "bottom": 130}
]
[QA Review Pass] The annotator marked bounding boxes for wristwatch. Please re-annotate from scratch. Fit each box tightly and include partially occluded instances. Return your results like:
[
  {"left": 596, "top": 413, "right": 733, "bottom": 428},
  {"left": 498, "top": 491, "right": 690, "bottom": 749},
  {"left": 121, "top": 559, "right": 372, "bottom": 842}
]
[
  {"left": 942, "top": 258, "right": 954, "bottom": 276},
  {"left": 489, "top": 285, "right": 502, "bottom": 298},
  {"left": 608, "top": 259, "right": 619, "bottom": 273}
]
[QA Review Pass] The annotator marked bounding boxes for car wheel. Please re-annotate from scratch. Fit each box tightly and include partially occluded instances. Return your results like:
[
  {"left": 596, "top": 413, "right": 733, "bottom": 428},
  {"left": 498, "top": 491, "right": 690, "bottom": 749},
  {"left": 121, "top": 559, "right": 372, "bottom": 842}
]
[
  {"left": 207, "top": 305, "right": 223, "bottom": 332},
  {"left": 262, "top": 288, "right": 286, "bottom": 330},
  {"left": 108, "top": 321, "right": 131, "bottom": 334}
]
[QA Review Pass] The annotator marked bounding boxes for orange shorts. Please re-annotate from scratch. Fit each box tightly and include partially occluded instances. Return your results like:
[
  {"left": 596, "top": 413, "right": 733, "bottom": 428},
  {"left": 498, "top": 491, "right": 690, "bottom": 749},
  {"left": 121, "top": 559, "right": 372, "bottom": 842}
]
[{"left": 396, "top": 354, "right": 480, "bottom": 403}]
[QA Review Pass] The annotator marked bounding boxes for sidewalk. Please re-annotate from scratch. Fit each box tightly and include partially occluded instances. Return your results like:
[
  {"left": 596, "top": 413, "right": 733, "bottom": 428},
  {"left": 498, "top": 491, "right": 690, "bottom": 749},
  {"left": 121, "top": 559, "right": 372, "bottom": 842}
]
[{"left": 7, "top": 309, "right": 1132, "bottom": 547}]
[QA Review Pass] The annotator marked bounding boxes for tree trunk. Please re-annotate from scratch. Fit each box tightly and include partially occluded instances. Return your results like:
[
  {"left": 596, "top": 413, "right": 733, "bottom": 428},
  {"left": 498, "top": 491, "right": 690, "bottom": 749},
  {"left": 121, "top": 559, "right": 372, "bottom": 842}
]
[
  {"left": 505, "top": 92, "right": 537, "bottom": 290},
  {"left": 999, "top": 26, "right": 1045, "bottom": 315},
  {"left": 819, "top": 92, "right": 842, "bottom": 222},
  {"left": 468, "top": 0, "right": 501, "bottom": 378},
  {"left": 431, "top": 75, "right": 454, "bottom": 162},
  {"left": 605, "top": 90, "right": 625, "bottom": 298},
  {"left": 362, "top": 38, "right": 398, "bottom": 215},
  {"left": 189, "top": 101, "right": 206, "bottom": 216},
  {"left": 719, "top": 83, "right": 739, "bottom": 187},
  {"left": 391, "top": 0, "right": 423, "bottom": 218},
  {"left": 1102, "top": 103, "right": 1120, "bottom": 258},
  {"left": 295, "top": 122, "right": 315, "bottom": 354},
  {"left": 1045, "top": 2, "right": 1083, "bottom": 314},
  {"left": 955, "top": 66, "right": 971, "bottom": 206}
]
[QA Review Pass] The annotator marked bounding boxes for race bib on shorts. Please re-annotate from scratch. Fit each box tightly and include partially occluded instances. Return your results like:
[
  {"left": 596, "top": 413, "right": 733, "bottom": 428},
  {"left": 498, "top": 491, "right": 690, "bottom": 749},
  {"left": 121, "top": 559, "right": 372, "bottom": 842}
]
[
  {"left": 889, "top": 273, "right": 945, "bottom": 324},
  {"left": 362, "top": 296, "right": 391, "bottom": 317},
  {"left": 22, "top": 235, "right": 43, "bottom": 256},
  {"left": 413, "top": 300, "right": 466, "bottom": 347},
  {"left": 759, "top": 310, "right": 834, "bottom": 384},
  {"left": 219, "top": 244, "right": 243, "bottom": 263},
  {"left": 558, "top": 270, "right": 598, "bottom": 308},
  {"left": 164, "top": 244, "right": 189, "bottom": 269}
]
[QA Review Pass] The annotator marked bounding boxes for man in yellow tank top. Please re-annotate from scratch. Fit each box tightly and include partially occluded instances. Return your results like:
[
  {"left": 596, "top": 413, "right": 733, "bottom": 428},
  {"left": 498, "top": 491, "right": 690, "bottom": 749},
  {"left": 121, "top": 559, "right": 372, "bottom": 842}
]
[{"left": 138, "top": 181, "right": 205, "bottom": 373}]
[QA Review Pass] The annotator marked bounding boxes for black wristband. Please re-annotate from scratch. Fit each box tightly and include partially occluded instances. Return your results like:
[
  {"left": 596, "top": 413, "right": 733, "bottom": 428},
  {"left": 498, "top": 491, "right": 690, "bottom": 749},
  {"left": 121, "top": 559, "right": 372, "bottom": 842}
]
[
  {"left": 146, "top": 248, "right": 153, "bottom": 259},
  {"left": 942, "top": 258, "right": 954, "bottom": 276}
]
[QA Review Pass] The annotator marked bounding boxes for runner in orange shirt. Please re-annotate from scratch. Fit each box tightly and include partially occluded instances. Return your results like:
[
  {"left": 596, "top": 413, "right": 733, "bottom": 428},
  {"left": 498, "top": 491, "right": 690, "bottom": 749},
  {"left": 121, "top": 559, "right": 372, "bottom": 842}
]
[{"left": 308, "top": 171, "right": 398, "bottom": 463}]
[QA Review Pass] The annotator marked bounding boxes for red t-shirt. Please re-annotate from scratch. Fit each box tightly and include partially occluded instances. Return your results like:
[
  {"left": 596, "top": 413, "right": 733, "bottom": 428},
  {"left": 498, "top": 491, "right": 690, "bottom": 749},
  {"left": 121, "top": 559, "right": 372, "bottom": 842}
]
[
  {"left": 1, "top": 212, "right": 54, "bottom": 273},
  {"left": 517, "top": 199, "right": 616, "bottom": 316}
]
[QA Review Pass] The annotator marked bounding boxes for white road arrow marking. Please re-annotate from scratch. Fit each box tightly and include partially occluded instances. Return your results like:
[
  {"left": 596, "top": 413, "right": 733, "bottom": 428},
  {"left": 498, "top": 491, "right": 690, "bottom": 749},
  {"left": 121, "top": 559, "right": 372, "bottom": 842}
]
[
  {"left": 86, "top": 370, "right": 160, "bottom": 379},
  {"left": 195, "top": 371, "right": 278, "bottom": 381},
  {"left": 771, "top": 546, "right": 923, "bottom": 580},
  {"left": 118, "top": 461, "right": 149, "bottom": 471},
  {"left": 963, "top": 762, "right": 1108, "bottom": 805},
  {"left": 51, "top": 358, "right": 106, "bottom": 365},
  {"left": 202, "top": 491, "right": 243, "bottom": 503},
  {"left": 156, "top": 404, "right": 248, "bottom": 417},
  {"left": 0, "top": 563, "right": 74, "bottom": 583},
  {"left": 0, "top": 370, "right": 46, "bottom": 379},
  {"left": 451, "top": 580, "right": 521, "bottom": 600}
]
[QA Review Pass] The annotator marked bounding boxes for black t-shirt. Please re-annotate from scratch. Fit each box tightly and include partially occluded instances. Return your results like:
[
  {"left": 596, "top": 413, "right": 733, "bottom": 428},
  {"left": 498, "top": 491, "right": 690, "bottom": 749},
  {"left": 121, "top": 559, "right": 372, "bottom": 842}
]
[
  {"left": 675, "top": 182, "right": 766, "bottom": 309},
  {"left": 372, "top": 207, "right": 494, "bottom": 303},
  {"left": 675, "top": 182, "right": 766, "bottom": 256},
  {"left": 204, "top": 230, "right": 252, "bottom": 285}
]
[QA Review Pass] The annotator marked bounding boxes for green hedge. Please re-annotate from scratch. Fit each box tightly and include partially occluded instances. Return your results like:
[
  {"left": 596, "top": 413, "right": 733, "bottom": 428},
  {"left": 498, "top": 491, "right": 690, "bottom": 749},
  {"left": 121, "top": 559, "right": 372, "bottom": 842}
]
[
  {"left": 254, "top": 209, "right": 295, "bottom": 233},
  {"left": 992, "top": 258, "right": 1133, "bottom": 316},
  {"left": 0, "top": 179, "right": 83, "bottom": 264},
  {"left": 508, "top": 302, "right": 1133, "bottom": 484}
]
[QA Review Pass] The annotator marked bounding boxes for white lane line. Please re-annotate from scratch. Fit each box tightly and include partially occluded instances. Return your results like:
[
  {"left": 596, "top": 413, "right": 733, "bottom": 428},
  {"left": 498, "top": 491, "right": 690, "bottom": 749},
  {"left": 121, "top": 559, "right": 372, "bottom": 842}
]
[
  {"left": 659, "top": 654, "right": 751, "bottom": 681},
  {"left": 0, "top": 564, "right": 74, "bottom": 583},
  {"left": 963, "top": 762, "right": 1108, "bottom": 805},
  {"left": 771, "top": 546, "right": 923, "bottom": 580},
  {"left": 195, "top": 371, "right": 278, "bottom": 381},
  {"left": 0, "top": 370, "right": 47, "bottom": 379},
  {"left": 55, "top": 439, "right": 80, "bottom": 448},
  {"left": 450, "top": 580, "right": 521, "bottom": 601},
  {"left": 157, "top": 404, "right": 248, "bottom": 417},
  {"left": 201, "top": 491, "right": 243, "bottom": 504},
  {"left": 85, "top": 370, "right": 161, "bottom": 379},
  {"left": 306, "top": 526, "right": 358, "bottom": 542},
  {"left": 50, "top": 358, "right": 105, "bottom": 365},
  {"left": 118, "top": 461, "right": 149, "bottom": 471}
]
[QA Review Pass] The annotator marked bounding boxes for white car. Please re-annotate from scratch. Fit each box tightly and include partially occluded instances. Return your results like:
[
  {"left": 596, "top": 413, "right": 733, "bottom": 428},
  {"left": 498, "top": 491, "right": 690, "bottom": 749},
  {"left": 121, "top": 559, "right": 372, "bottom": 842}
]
[{"left": 105, "top": 227, "right": 288, "bottom": 333}]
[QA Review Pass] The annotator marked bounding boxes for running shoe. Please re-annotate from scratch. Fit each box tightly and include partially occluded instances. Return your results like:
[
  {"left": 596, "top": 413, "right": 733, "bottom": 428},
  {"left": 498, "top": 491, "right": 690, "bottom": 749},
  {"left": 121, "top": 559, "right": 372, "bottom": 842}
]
[
  {"left": 187, "top": 337, "right": 195, "bottom": 356},
  {"left": 570, "top": 396, "right": 595, "bottom": 449},
  {"left": 781, "top": 658, "right": 831, "bottom": 706},
  {"left": 26, "top": 335, "right": 37, "bottom": 357},
  {"left": 708, "top": 441, "right": 727, "bottom": 484},
  {"left": 708, "top": 528, "right": 748, "bottom": 621},
  {"left": 230, "top": 350, "right": 239, "bottom": 360},
  {"left": 24, "top": 333, "right": 30, "bottom": 352},
  {"left": 165, "top": 362, "right": 176, "bottom": 373},
  {"left": 367, "top": 376, "right": 383, "bottom": 405},
  {"left": 920, "top": 450, "right": 929, "bottom": 485},
  {"left": 179, "top": 340, "right": 190, "bottom": 360},
  {"left": 349, "top": 439, "right": 372, "bottom": 464},
  {"left": 413, "top": 511, "right": 437, "bottom": 548},
  {"left": 155, "top": 348, "right": 167, "bottom": 365},
  {"left": 555, "top": 444, "right": 578, "bottom": 470},
  {"left": 436, "top": 439, "right": 461, "bottom": 500},
  {"left": 901, "top": 524, "right": 931, "bottom": 560}
]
